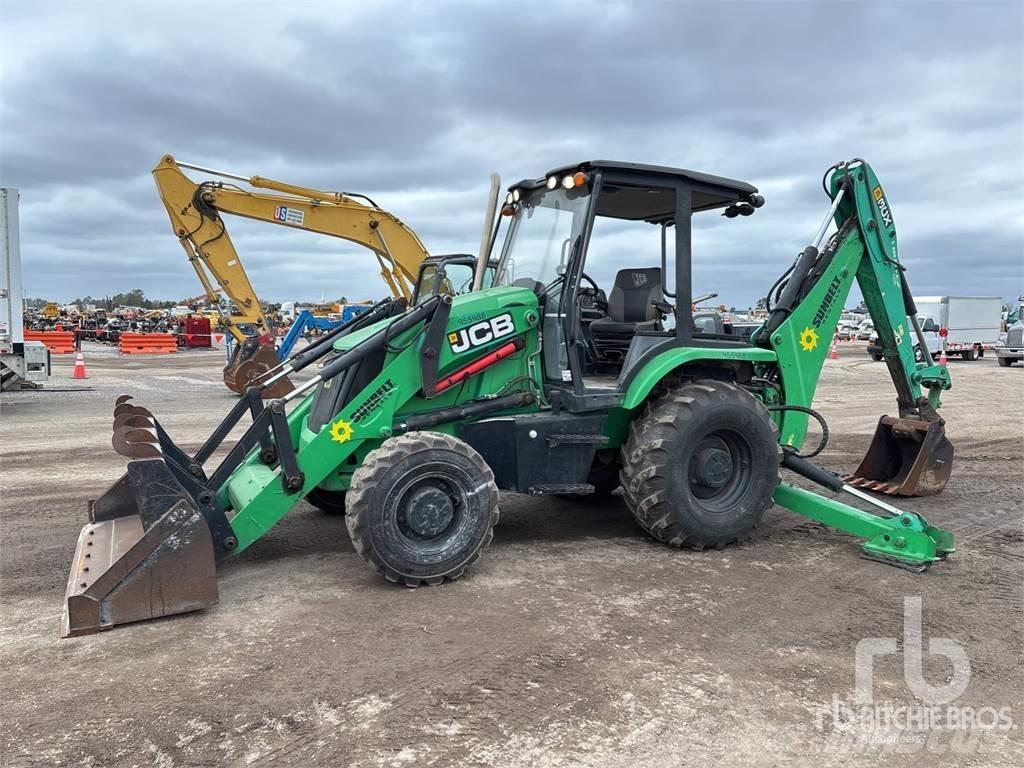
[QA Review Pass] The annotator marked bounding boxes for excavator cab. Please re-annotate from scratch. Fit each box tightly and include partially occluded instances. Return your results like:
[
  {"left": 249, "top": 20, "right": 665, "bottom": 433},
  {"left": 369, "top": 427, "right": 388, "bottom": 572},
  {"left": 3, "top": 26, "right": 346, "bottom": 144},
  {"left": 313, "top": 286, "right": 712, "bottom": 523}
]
[{"left": 412, "top": 254, "right": 497, "bottom": 304}]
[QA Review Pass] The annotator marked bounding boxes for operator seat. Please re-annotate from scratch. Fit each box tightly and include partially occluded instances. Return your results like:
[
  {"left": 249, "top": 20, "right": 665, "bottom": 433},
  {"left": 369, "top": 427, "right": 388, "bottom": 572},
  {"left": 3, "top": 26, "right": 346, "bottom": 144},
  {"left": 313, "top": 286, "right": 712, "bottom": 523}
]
[{"left": 590, "top": 267, "right": 664, "bottom": 362}]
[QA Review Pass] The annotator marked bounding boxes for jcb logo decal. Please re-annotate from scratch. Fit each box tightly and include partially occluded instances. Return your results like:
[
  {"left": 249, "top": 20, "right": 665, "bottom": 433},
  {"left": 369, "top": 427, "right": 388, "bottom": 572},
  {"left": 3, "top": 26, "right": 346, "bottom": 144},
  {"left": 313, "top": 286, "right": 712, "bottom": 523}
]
[
  {"left": 631, "top": 272, "right": 648, "bottom": 288},
  {"left": 872, "top": 186, "right": 893, "bottom": 228},
  {"left": 448, "top": 313, "right": 515, "bottom": 353}
]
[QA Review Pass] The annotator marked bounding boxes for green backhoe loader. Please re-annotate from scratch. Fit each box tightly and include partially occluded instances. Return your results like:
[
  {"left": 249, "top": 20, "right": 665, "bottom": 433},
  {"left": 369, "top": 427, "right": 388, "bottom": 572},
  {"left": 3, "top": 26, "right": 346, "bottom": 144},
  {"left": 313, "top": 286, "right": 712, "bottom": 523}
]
[{"left": 62, "top": 158, "right": 955, "bottom": 637}]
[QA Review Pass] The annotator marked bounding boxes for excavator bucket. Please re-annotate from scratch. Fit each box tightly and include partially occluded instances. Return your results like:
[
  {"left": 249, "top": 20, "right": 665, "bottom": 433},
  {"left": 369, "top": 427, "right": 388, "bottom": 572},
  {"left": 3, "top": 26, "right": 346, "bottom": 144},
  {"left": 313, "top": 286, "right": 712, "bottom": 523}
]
[
  {"left": 61, "top": 397, "right": 219, "bottom": 637},
  {"left": 846, "top": 416, "right": 954, "bottom": 497},
  {"left": 223, "top": 338, "right": 292, "bottom": 398}
]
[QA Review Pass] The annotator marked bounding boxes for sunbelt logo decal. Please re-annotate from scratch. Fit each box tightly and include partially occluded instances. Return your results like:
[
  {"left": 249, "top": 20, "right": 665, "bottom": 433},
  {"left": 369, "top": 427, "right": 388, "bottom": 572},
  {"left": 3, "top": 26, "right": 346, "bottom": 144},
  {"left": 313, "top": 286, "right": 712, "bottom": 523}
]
[{"left": 448, "top": 313, "right": 515, "bottom": 354}]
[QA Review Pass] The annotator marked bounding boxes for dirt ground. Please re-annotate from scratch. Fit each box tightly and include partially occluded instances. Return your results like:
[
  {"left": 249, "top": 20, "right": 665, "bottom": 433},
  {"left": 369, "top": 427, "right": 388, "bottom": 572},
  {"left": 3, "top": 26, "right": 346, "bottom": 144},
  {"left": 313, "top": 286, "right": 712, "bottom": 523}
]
[{"left": 1, "top": 342, "right": 1022, "bottom": 767}]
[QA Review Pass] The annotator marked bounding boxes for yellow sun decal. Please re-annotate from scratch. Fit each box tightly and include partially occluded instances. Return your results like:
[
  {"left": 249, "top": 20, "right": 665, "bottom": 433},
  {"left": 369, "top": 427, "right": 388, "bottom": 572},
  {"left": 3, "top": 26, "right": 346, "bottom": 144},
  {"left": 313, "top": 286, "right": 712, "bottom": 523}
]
[
  {"left": 799, "top": 327, "right": 819, "bottom": 352},
  {"left": 330, "top": 419, "right": 354, "bottom": 444}
]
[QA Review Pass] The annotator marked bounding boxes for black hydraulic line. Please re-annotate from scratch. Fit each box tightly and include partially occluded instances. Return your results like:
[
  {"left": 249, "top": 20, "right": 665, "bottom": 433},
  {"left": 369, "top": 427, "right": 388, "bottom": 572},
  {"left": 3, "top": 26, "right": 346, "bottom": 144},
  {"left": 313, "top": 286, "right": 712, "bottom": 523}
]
[
  {"left": 395, "top": 392, "right": 535, "bottom": 433},
  {"left": 315, "top": 296, "right": 440, "bottom": 383},
  {"left": 756, "top": 245, "right": 820, "bottom": 342},
  {"left": 899, "top": 270, "right": 917, "bottom": 316},
  {"left": 767, "top": 404, "right": 829, "bottom": 458}
]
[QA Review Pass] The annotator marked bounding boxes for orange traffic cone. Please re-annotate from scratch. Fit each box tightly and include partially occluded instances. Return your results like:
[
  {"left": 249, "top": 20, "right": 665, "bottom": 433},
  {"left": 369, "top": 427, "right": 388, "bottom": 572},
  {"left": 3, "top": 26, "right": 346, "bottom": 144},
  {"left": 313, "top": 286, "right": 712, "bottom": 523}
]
[
  {"left": 938, "top": 347, "right": 948, "bottom": 366},
  {"left": 72, "top": 351, "right": 88, "bottom": 379},
  {"left": 829, "top": 334, "right": 839, "bottom": 360}
]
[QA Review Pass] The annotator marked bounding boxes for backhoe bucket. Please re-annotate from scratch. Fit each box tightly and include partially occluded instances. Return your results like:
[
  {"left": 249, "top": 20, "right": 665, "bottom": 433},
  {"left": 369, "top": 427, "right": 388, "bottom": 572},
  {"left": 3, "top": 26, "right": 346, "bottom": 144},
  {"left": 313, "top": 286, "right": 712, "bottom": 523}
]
[
  {"left": 223, "top": 339, "right": 292, "bottom": 398},
  {"left": 61, "top": 455, "right": 218, "bottom": 637},
  {"left": 846, "top": 416, "right": 953, "bottom": 497}
]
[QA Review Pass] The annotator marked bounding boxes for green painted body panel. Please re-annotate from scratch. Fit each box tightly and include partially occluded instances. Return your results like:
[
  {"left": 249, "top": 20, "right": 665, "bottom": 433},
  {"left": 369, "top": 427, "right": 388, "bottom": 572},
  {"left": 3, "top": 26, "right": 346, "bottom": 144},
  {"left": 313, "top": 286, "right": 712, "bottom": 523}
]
[
  {"left": 225, "top": 288, "right": 542, "bottom": 551},
  {"left": 621, "top": 346, "right": 777, "bottom": 411}
]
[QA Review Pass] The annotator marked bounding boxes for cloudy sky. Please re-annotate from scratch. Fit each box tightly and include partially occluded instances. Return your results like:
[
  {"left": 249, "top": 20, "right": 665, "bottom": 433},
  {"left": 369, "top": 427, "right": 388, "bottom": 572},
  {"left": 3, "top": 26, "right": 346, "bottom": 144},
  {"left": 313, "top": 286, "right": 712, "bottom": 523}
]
[{"left": 1, "top": 0, "right": 1022, "bottom": 307}]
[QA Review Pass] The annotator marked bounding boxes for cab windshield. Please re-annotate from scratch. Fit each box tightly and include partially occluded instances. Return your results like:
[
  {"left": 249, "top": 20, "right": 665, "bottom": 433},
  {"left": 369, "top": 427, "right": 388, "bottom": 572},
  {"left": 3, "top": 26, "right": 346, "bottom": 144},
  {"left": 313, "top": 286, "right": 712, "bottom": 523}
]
[{"left": 496, "top": 186, "right": 590, "bottom": 294}]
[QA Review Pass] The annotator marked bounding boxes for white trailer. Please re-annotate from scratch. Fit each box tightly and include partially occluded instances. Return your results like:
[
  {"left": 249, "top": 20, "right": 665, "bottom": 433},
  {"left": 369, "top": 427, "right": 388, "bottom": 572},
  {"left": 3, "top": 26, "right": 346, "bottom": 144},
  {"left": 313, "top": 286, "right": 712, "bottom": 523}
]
[
  {"left": 914, "top": 295, "right": 1004, "bottom": 361},
  {"left": 1, "top": 188, "right": 50, "bottom": 390}
]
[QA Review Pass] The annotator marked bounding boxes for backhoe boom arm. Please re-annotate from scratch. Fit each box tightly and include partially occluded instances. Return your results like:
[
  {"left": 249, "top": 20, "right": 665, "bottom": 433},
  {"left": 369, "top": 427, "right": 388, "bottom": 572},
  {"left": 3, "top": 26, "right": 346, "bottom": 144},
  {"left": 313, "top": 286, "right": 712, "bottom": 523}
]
[{"left": 761, "top": 160, "right": 952, "bottom": 487}]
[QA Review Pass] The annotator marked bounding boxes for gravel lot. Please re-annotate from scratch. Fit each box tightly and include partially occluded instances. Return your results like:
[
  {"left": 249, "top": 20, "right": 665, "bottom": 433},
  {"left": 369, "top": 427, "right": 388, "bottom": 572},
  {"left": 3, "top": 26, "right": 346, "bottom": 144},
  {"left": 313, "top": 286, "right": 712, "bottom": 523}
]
[{"left": 2, "top": 343, "right": 1021, "bottom": 767}]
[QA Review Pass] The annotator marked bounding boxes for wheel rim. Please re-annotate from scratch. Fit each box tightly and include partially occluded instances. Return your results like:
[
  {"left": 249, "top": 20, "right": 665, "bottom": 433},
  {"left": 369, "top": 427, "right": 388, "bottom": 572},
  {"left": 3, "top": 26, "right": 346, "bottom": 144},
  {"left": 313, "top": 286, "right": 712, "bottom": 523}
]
[
  {"left": 688, "top": 430, "right": 754, "bottom": 513},
  {"left": 397, "top": 481, "right": 457, "bottom": 538},
  {"left": 383, "top": 462, "right": 475, "bottom": 557}
]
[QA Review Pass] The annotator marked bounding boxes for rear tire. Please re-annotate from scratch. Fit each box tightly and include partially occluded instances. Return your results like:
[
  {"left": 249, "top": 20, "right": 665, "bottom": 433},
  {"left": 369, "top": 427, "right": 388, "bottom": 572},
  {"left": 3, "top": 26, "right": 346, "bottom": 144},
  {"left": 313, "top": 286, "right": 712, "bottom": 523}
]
[
  {"left": 620, "top": 380, "right": 781, "bottom": 549},
  {"left": 871, "top": 353, "right": 883, "bottom": 362},
  {"left": 962, "top": 349, "right": 976, "bottom": 361},
  {"left": 306, "top": 487, "right": 347, "bottom": 515},
  {"left": 346, "top": 432, "right": 499, "bottom": 586}
]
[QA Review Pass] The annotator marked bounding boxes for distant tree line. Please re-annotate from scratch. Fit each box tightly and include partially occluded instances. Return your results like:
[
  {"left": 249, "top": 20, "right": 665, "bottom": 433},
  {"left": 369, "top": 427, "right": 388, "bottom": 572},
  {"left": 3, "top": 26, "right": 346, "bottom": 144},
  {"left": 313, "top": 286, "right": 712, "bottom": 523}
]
[{"left": 25, "top": 289, "right": 178, "bottom": 310}]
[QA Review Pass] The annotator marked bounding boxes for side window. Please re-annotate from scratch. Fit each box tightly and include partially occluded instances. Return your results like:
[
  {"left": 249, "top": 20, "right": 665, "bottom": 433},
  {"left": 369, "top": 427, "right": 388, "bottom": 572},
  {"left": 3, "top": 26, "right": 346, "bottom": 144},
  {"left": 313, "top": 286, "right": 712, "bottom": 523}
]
[
  {"left": 584, "top": 185, "right": 675, "bottom": 301},
  {"left": 694, "top": 315, "right": 719, "bottom": 334}
]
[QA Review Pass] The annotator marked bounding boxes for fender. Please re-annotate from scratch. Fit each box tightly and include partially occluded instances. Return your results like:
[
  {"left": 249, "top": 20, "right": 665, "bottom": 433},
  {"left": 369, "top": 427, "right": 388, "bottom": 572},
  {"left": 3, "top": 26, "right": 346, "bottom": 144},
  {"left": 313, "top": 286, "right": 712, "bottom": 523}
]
[{"left": 622, "top": 346, "right": 776, "bottom": 410}]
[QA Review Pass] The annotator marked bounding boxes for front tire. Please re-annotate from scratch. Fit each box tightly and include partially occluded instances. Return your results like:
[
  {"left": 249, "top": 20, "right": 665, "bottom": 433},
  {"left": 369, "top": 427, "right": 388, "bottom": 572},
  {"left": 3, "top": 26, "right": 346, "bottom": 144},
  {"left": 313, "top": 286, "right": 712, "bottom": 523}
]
[
  {"left": 620, "top": 380, "right": 781, "bottom": 549},
  {"left": 306, "top": 487, "right": 347, "bottom": 515},
  {"left": 998, "top": 356, "right": 1012, "bottom": 367},
  {"left": 346, "top": 432, "right": 499, "bottom": 586}
]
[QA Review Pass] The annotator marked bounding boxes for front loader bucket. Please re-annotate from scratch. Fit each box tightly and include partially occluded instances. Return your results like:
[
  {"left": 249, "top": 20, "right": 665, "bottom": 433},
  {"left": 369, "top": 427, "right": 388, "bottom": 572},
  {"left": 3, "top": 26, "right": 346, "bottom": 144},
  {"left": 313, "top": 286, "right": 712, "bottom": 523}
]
[
  {"left": 223, "top": 339, "right": 292, "bottom": 398},
  {"left": 846, "top": 416, "right": 953, "bottom": 497},
  {"left": 61, "top": 455, "right": 218, "bottom": 637}
]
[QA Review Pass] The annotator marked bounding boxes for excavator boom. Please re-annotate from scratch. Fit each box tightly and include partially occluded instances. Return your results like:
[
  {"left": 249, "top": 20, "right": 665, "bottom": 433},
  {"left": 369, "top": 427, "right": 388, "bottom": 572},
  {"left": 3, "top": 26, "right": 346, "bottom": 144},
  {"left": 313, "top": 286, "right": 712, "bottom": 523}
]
[{"left": 152, "top": 155, "right": 431, "bottom": 395}]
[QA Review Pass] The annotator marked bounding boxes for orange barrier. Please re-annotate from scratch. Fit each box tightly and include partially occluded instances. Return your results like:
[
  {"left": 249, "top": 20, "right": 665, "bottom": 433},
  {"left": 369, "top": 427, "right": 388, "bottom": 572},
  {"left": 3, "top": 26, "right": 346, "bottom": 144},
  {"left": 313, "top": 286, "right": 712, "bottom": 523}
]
[
  {"left": 119, "top": 332, "right": 178, "bottom": 355},
  {"left": 23, "top": 330, "right": 76, "bottom": 354}
]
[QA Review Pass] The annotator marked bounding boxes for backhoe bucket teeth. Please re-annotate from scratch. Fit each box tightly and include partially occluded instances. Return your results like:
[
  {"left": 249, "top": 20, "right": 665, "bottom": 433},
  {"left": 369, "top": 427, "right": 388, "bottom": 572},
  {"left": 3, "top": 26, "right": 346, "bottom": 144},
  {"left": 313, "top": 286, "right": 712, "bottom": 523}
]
[
  {"left": 846, "top": 416, "right": 954, "bottom": 497},
  {"left": 223, "top": 341, "right": 292, "bottom": 398},
  {"left": 61, "top": 450, "right": 218, "bottom": 638}
]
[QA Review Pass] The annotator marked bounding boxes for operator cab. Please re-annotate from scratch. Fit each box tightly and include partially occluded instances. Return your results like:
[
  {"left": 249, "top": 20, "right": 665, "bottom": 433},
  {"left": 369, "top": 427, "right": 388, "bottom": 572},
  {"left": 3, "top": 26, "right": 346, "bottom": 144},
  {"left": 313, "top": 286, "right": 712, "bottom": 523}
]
[{"left": 491, "top": 161, "right": 763, "bottom": 409}]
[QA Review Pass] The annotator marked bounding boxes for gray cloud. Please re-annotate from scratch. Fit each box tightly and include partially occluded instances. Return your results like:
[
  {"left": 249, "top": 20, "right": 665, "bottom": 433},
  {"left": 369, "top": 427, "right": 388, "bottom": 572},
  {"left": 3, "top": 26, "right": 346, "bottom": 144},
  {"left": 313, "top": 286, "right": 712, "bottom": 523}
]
[{"left": 1, "top": 0, "right": 1021, "bottom": 306}]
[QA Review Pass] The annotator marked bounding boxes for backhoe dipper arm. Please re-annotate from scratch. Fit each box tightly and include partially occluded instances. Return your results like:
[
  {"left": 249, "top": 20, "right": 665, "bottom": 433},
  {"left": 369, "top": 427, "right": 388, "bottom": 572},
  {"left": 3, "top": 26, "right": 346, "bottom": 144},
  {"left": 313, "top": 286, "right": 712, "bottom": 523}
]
[
  {"left": 152, "top": 156, "right": 430, "bottom": 339},
  {"left": 760, "top": 159, "right": 951, "bottom": 453}
]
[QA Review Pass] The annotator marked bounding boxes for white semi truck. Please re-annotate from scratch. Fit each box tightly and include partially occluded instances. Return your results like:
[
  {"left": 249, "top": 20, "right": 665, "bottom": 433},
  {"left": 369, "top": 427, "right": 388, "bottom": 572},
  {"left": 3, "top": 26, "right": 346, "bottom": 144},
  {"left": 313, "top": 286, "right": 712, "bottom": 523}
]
[
  {"left": 914, "top": 296, "right": 1004, "bottom": 361},
  {"left": 867, "top": 295, "right": 1004, "bottom": 363},
  {"left": 1, "top": 188, "right": 50, "bottom": 390}
]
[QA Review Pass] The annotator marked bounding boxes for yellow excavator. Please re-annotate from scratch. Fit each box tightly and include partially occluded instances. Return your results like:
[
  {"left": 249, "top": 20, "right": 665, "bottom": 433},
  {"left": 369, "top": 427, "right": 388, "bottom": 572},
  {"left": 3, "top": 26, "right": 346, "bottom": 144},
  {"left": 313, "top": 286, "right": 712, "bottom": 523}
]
[{"left": 153, "top": 155, "right": 433, "bottom": 397}]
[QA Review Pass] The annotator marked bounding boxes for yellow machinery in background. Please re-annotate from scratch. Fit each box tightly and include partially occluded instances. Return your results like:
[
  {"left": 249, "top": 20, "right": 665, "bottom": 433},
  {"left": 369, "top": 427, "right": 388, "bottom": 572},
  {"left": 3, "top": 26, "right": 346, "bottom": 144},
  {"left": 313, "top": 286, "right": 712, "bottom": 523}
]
[{"left": 153, "top": 155, "right": 431, "bottom": 396}]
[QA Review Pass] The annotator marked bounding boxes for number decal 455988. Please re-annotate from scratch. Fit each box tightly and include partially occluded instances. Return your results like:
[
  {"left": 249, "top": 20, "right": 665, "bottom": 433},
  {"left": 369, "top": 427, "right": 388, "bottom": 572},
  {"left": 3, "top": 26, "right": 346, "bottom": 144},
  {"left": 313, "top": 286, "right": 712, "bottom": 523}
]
[{"left": 447, "top": 313, "right": 515, "bottom": 354}]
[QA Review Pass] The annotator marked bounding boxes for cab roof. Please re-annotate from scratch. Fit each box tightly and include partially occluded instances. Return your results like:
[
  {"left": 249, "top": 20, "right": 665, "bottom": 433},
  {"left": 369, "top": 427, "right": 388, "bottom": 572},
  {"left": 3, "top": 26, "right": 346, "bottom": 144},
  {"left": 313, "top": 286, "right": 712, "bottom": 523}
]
[{"left": 511, "top": 161, "right": 759, "bottom": 221}]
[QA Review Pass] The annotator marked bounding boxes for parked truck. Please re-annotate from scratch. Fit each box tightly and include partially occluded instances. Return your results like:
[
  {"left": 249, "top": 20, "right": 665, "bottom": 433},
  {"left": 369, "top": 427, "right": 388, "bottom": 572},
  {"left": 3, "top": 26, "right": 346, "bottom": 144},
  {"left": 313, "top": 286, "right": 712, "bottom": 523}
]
[
  {"left": 996, "top": 297, "right": 1024, "bottom": 367},
  {"left": 1, "top": 188, "right": 50, "bottom": 391},
  {"left": 868, "top": 295, "right": 1003, "bottom": 362}
]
